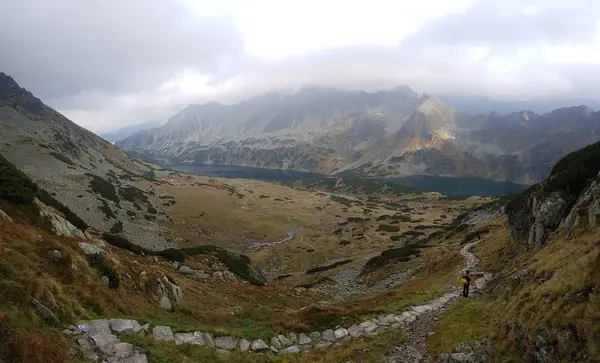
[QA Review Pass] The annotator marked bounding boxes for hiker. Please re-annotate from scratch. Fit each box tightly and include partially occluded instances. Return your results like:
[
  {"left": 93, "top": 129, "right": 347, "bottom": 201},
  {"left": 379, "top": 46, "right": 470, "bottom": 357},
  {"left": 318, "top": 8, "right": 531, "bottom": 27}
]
[{"left": 461, "top": 270, "right": 472, "bottom": 297}]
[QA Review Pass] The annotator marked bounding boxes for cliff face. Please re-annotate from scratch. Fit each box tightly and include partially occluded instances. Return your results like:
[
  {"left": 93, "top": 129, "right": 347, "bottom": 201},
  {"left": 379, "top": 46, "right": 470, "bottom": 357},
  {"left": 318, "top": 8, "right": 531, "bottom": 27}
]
[{"left": 506, "top": 140, "right": 600, "bottom": 248}]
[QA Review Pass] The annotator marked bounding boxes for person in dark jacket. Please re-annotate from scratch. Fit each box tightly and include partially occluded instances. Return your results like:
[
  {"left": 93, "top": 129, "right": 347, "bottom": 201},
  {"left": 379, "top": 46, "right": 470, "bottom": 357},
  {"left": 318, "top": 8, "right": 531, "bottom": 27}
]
[{"left": 462, "top": 270, "right": 472, "bottom": 297}]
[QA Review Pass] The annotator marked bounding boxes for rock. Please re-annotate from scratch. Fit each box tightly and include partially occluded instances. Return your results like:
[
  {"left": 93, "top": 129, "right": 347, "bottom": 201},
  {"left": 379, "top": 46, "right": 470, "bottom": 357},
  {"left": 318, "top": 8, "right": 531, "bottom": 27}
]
[
  {"left": 118, "top": 355, "right": 149, "bottom": 363},
  {"left": 213, "top": 271, "right": 224, "bottom": 280},
  {"left": 152, "top": 326, "right": 174, "bottom": 342},
  {"left": 36, "top": 199, "right": 85, "bottom": 238},
  {"left": 270, "top": 346, "right": 279, "bottom": 353},
  {"left": 309, "top": 331, "right": 321, "bottom": 341},
  {"left": 334, "top": 328, "right": 348, "bottom": 340},
  {"left": 100, "top": 342, "right": 135, "bottom": 359},
  {"left": 298, "top": 333, "right": 312, "bottom": 345},
  {"left": 109, "top": 319, "right": 142, "bottom": 335},
  {"left": 88, "top": 319, "right": 112, "bottom": 336},
  {"left": 171, "top": 261, "right": 180, "bottom": 269},
  {"left": 78, "top": 242, "right": 104, "bottom": 256},
  {"left": 321, "top": 329, "right": 336, "bottom": 342},
  {"left": 159, "top": 296, "right": 172, "bottom": 311},
  {"left": 270, "top": 336, "right": 282, "bottom": 349},
  {"left": 174, "top": 332, "right": 205, "bottom": 346},
  {"left": 314, "top": 341, "right": 332, "bottom": 349},
  {"left": 179, "top": 265, "right": 195, "bottom": 275},
  {"left": 0, "top": 207, "right": 12, "bottom": 221},
  {"left": 251, "top": 339, "right": 270, "bottom": 352},
  {"left": 281, "top": 345, "right": 301, "bottom": 354},
  {"left": 277, "top": 334, "right": 292, "bottom": 347},
  {"left": 90, "top": 334, "right": 119, "bottom": 348},
  {"left": 348, "top": 325, "right": 362, "bottom": 338},
  {"left": 141, "top": 323, "right": 150, "bottom": 333},
  {"left": 203, "top": 333, "right": 215, "bottom": 347},
  {"left": 51, "top": 249, "right": 62, "bottom": 260},
  {"left": 102, "top": 275, "right": 110, "bottom": 286},
  {"left": 163, "top": 277, "right": 182, "bottom": 306},
  {"left": 287, "top": 332, "right": 298, "bottom": 344},
  {"left": 214, "top": 336, "right": 237, "bottom": 350},
  {"left": 30, "top": 297, "right": 59, "bottom": 325},
  {"left": 239, "top": 339, "right": 251, "bottom": 351}
]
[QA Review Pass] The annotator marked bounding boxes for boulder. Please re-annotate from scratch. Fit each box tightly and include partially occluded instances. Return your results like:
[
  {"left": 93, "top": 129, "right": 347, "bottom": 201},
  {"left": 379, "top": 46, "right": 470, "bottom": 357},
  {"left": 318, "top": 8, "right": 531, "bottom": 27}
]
[
  {"left": 179, "top": 266, "right": 195, "bottom": 275},
  {"left": 78, "top": 242, "right": 104, "bottom": 256},
  {"left": 239, "top": 339, "right": 251, "bottom": 352},
  {"left": 214, "top": 336, "right": 237, "bottom": 350},
  {"left": 348, "top": 325, "right": 362, "bottom": 338},
  {"left": 90, "top": 334, "right": 119, "bottom": 348},
  {"left": 309, "top": 331, "right": 321, "bottom": 341},
  {"left": 281, "top": 345, "right": 301, "bottom": 354},
  {"left": 287, "top": 332, "right": 298, "bottom": 344},
  {"left": 30, "top": 297, "right": 59, "bottom": 325},
  {"left": 174, "top": 332, "right": 204, "bottom": 346},
  {"left": 334, "top": 328, "right": 348, "bottom": 340},
  {"left": 159, "top": 296, "right": 172, "bottom": 311},
  {"left": 152, "top": 326, "right": 174, "bottom": 342},
  {"left": 314, "top": 341, "right": 332, "bottom": 349},
  {"left": 203, "top": 333, "right": 215, "bottom": 347},
  {"left": 277, "top": 334, "right": 292, "bottom": 347},
  {"left": 51, "top": 249, "right": 62, "bottom": 260},
  {"left": 109, "top": 319, "right": 142, "bottom": 335},
  {"left": 251, "top": 339, "right": 269, "bottom": 352},
  {"left": 36, "top": 199, "right": 85, "bottom": 238},
  {"left": 270, "top": 336, "right": 282, "bottom": 349},
  {"left": 100, "top": 342, "right": 135, "bottom": 359},
  {"left": 299, "top": 333, "right": 312, "bottom": 345}
]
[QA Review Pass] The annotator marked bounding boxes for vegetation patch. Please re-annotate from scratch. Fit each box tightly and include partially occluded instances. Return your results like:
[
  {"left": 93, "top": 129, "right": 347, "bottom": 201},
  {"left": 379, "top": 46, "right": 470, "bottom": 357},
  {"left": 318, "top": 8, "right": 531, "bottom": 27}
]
[
  {"left": 48, "top": 152, "right": 75, "bottom": 166},
  {"left": 119, "top": 185, "right": 149, "bottom": 204},
  {"left": 87, "top": 253, "right": 120, "bottom": 289},
  {"left": 0, "top": 155, "right": 39, "bottom": 204},
  {"left": 87, "top": 174, "right": 119, "bottom": 203},
  {"left": 376, "top": 224, "right": 401, "bottom": 232},
  {"left": 37, "top": 190, "right": 88, "bottom": 231},
  {"left": 109, "top": 221, "right": 123, "bottom": 234},
  {"left": 305, "top": 259, "right": 353, "bottom": 274},
  {"left": 363, "top": 245, "right": 422, "bottom": 272},
  {"left": 98, "top": 199, "right": 116, "bottom": 219}
]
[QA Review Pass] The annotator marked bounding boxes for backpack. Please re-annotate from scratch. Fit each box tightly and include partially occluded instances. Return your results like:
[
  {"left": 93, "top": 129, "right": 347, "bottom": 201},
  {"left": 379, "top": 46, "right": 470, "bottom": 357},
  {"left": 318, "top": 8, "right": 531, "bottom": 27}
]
[{"left": 460, "top": 277, "right": 467, "bottom": 285}]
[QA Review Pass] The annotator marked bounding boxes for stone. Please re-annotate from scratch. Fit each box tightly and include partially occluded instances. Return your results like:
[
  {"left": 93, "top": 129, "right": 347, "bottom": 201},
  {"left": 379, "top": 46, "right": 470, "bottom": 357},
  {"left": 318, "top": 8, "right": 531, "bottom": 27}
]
[
  {"left": 377, "top": 325, "right": 388, "bottom": 333},
  {"left": 102, "top": 275, "right": 110, "bottom": 286},
  {"left": 152, "top": 326, "right": 174, "bottom": 342},
  {"left": 30, "top": 297, "right": 59, "bottom": 325},
  {"left": 309, "top": 331, "right": 321, "bottom": 341},
  {"left": 88, "top": 319, "right": 112, "bottom": 336},
  {"left": 141, "top": 323, "right": 150, "bottom": 333},
  {"left": 334, "top": 328, "right": 348, "bottom": 340},
  {"left": 118, "top": 355, "right": 149, "bottom": 363},
  {"left": 100, "top": 342, "right": 135, "bottom": 359},
  {"left": 163, "top": 277, "right": 182, "bottom": 306},
  {"left": 0, "top": 207, "right": 12, "bottom": 221},
  {"left": 298, "top": 333, "right": 312, "bottom": 345},
  {"left": 239, "top": 339, "right": 251, "bottom": 351},
  {"left": 77, "top": 337, "right": 93, "bottom": 350},
  {"left": 179, "top": 265, "right": 195, "bottom": 275},
  {"left": 321, "top": 329, "right": 336, "bottom": 342},
  {"left": 203, "top": 333, "right": 215, "bottom": 347},
  {"left": 109, "top": 319, "right": 142, "bottom": 335},
  {"left": 171, "top": 261, "right": 180, "bottom": 269},
  {"left": 214, "top": 336, "right": 237, "bottom": 350},
  {"left": 251, "top": 339, "right": 269, "bottom": 351},
  {"left": 348, "top": 325, "right": 362, "bottom": 338},
  {"left": 159, "top": 296, "right": 172, "bottom": 311},
  {"left": 51, "top": 249, "right": 62, "bottom": 260},
  {"left": 277, "top": 334, "right": 292, "bottom": 347},
  {"left": 270, "top": 336, "right": 282, "bottom": 349},
  {"left": 77, "top": 242, "right": 104, "bottom": 255},
  {"left": 174, "top": 332, "right": 204, "bottom": 346},
  {"left": 281, "top": 345, "right": 301, "bottom": 354},
  {"left": 270, "top": 346, "right": 279, "bottom": 353},
  {"left": 314, "top": 341, "right": 332, "bottom": 349},
  {"left": 287, "top": 332, "right": 298, "bottom": 344},
  {"left": 90, "top": 334, "right": 119, "bottom": 348},
  {"left": 36, "top": 199, "right": 85, "bottom": 238}
]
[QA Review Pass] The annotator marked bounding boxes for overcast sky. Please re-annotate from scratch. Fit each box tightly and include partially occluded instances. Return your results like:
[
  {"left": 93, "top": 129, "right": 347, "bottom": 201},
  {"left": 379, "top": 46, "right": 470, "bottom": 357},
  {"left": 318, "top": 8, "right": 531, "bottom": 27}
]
[{"left": 1, "top": 0, "right": 600, "bottom": 132}]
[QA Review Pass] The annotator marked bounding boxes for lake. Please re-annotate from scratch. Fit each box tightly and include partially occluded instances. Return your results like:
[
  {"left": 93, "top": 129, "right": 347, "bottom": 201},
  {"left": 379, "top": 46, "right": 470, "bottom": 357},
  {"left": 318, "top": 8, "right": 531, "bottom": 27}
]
[{"left": 168, "top": 164, "right": 529, "bottom": 196}]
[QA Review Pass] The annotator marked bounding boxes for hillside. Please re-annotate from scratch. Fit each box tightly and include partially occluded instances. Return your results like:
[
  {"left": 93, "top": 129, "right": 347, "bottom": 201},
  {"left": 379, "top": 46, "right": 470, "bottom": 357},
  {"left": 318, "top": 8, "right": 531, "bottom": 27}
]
[{"left": 117, "top": 88, "right": 600, "bottom": 184}]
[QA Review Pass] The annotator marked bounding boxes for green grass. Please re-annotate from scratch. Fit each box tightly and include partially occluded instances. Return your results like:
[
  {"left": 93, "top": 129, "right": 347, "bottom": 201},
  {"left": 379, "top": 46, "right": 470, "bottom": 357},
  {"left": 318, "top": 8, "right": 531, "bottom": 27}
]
[
  {"left": 428, "top": 299, "right": 493, "bottom": 354},
  {"left": 382, "top": 290, "right": 441, "bottom": 313}
]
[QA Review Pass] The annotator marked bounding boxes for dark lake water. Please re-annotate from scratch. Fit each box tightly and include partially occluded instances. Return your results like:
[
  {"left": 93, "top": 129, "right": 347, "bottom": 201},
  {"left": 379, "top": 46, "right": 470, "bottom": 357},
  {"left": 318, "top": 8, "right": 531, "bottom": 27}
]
[{"left": 168, "top": 164, "right": 529, "bottom": 196}]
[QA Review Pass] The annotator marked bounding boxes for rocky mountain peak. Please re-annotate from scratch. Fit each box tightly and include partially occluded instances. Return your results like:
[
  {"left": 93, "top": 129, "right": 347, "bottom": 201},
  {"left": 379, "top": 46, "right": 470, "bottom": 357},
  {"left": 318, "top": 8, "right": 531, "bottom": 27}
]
[{"left": 0, "top": 72, "right": 44, "bottom": 115}]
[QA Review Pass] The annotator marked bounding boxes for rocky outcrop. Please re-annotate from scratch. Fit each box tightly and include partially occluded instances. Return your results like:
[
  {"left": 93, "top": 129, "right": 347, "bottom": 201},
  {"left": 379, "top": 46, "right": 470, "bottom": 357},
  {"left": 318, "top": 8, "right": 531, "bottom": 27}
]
[
  {"left": 442, "top": 340, "right": 492, "bottom": 363},
  {"left": 506, "top": 140, "right": 600, "bottom": 247},
  {"left": 35, "top": 198, "right": 86, "bottom": 238}
]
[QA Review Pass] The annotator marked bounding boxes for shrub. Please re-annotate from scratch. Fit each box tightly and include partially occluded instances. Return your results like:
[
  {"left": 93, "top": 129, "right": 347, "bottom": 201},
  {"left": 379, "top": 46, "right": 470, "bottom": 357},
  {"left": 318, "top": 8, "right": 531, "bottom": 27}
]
[
  {"left": 119, "top": 185, "right": 149, "bottom": 203},
  {"left": 147, "top": 206, "right": 157, "bottom": 214},
  {"left": 0, "top": 155, "right": 38, "bottom": 203},
  {"left": 87, "top": 174, "right": 119, "bottom": 203},
  {"left": 377, "top": 224, "right": 401, "bottom": 232},
  {"left": 48, "top": 152, "right": 75, "bottom": 166},
  {"left": 87, "top": 253, "right": 120, "bottom": 289},
  {"left": 109, "top": 221, "right": 123, "bottom": 234},
  {"left": 305, "top": 259, "right": 352, "bottom": 274},
  {"left": 101, "top": 233, "right": 147, "bottom": 255},
  {"left": 98, "top": 199, "right": 116, "bottom": 219}
]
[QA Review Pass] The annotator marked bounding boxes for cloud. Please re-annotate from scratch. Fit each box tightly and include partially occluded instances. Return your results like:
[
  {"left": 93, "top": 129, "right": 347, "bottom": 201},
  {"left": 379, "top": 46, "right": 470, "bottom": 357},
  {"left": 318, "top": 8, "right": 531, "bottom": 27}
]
[{"left": 0, "top": 0, "right": 599, "bottom": 133}]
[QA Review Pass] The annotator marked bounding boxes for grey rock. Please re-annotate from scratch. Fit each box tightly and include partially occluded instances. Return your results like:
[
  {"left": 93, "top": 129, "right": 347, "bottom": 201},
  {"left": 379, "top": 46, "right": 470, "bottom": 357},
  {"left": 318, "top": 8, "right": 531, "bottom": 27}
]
[
  {"left": 309, "top": 331, "right": 321, "bottom": 341},
  {"left": 278, "top": 334, "right": 292, "bottom": 347},
  {"left": 214, "top": 336, "right": 237, "bottom": 350},
  {"left": 141, "top": 323, "right": 150, "bottom": 333},
  {"left": 203, "top": 332, "right": 215, "bottom": 347},
  {"left": 102, "top": 275, "right": 110, "bottom": 286},
  {"left": 298, "top": 333, "right": 312, "bottom": 345},
  {"left": 77, "top": 337, "right": 93, "bottom": 351},
  {"left": 89, "top": 319, "right": 111, "bottom": 336},
  {"left": 51, "top": 249, "right": 62, "bottom": 260},
  {"left": 30, "top": 297, "right": 59, "bottom": 325},
  {"left": 281, "top": 345, "right": 301, "bottom": 354},
  {"left": 239, "top": 339, "right": 251, "bottom": 351},
  {"left": 36, "top": 200, "right": 85, "bottom": 238},
  {"left": 348, "top": 325, "right": 362, "bottom": 338},
  {"left": 251, "top": 339, "right": 269, "bottom": 351},
  {"left": 334, "top": 328, "right": 348, "bottom": 340},
  {"left": 152, "top": 326, "right": 174, "bottom": 342},
  {"left": 90, "top": 334, "right": 119, "bottom": 348},
  {"left": 314, "top": 341, "right": 332, "bottom": 349},
  {"left": 174, "top": 332, "right": 204, "bottom": 346},
  {"left": 321, "top": 329, "right": 336, "bottom": 342},
  {"left": 78, "top": 242, "right": 104, "bottom": 256},
  {"left": 117, "top": 355, "right": 149, "bottom": 363},
  {"left": 270, "top": 346, "right": 279, "bottom": 353},
  {"left": 270, "top": 336, "right": 282, "bottom": 349},
  {"left": 100, "top": 342, "right": 135, "bottom": 359},
  {"left": 159, "top": 296, "right": 172, "bottom": 311},
  {"left": 179, "top": 265, "right": 195, "bottom": 275},
  {"left": 109, "top": 319, "right": 142, "bottom": 335},
  {"left": 287, "top": 332, "right": 298, "bottom": 344}
]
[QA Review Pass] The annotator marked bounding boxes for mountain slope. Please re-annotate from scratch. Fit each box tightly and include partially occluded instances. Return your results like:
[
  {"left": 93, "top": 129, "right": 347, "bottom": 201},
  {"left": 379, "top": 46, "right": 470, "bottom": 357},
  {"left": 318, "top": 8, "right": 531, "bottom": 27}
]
[
  {"left": 0, "top": 72, "right": 169, "bottom": 250},
  {"left": 100, "top": 120, "right": 164, "bottom": 143},
  {"left": 118, "top": 88, "right": 600, "bottom": 184}
]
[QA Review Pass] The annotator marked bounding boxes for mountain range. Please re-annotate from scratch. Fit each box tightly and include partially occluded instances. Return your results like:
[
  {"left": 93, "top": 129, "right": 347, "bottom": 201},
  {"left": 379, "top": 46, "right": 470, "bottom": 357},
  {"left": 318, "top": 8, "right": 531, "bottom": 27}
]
[{"left": 117, "top": 87, "right": 600, "bottom": 184}]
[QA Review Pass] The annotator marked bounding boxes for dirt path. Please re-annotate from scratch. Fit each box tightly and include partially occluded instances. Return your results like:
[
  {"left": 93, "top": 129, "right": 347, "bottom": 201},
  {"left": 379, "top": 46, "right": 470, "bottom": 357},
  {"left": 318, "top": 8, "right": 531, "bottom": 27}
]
[{"left": 384, "top": 240, "right": 492, "bottom": 363}]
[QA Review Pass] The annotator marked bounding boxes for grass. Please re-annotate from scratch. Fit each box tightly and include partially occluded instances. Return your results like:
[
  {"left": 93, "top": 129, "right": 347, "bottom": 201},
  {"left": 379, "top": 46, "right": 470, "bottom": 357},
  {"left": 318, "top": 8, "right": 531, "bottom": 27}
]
[{"left": 428, "top": 299, "right": 493, "bottom": 354}]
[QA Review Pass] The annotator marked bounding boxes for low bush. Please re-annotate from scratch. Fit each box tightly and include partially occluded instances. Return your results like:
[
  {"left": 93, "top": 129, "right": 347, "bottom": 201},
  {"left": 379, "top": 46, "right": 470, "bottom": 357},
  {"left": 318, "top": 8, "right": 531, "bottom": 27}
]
[{"left": 87, "top": 253, "right": 120, "bottom": 289}]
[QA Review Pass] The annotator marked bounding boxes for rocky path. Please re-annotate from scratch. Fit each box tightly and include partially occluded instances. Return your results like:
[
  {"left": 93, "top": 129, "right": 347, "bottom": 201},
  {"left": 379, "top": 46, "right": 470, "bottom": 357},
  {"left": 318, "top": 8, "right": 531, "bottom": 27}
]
[
  {"left": 384, "top": 240, "right": 493, "bottom": 363},
  {"left": 65, "top": 240, "right": 491, "bottom": 362}
]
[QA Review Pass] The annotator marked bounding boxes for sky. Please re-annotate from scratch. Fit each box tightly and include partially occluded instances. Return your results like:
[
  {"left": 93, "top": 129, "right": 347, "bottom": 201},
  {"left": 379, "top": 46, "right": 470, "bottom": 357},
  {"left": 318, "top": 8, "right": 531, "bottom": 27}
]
[{"left": 1, "top": 0, "right": 600, "bottom": 133}]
